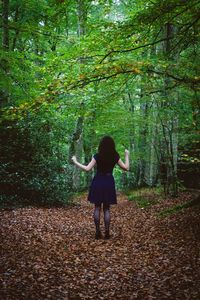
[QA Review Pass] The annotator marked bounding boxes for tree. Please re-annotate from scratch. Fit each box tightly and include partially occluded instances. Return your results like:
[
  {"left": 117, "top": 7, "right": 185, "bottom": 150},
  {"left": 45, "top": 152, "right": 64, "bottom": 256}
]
[{"left": 0, "top": 0, "right": 199, "bottom": 205}]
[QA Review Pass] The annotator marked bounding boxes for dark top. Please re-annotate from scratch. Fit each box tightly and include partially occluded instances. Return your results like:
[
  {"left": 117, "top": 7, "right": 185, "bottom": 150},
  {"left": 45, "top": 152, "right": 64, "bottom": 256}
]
[{"left": 93, "top": 152, "right": 120, "bottom": 174}]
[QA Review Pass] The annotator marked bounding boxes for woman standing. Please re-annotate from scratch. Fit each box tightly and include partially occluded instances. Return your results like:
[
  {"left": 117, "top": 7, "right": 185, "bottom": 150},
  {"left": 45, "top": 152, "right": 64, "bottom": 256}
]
[{"left": 72, "top": 136, "right": 129, "bottom": 239}]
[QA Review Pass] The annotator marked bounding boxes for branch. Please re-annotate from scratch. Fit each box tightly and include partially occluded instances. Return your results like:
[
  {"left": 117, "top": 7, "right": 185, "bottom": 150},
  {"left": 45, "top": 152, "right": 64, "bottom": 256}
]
[
  {"left": 57, "top": 66, "right": 199, "bottom": 93},
  {"left": 5, "top": 24, "right": 67, "bottom": 40},
  {"left": 141, "top": 83, "right": 178, "bottom": 97},
  {"left": 169, "top": 15, "right": 200, "bottom": 54},
  {"left": 147, "top": 69, "right": 200, "bottom": 88},
  {"left": 168, "top": 0, "right": 200, "bottom": 22},
  {"left": 67, "top": 70, "right": 135, "bottom": 90},
  {"left": 99, "top": 37, "right": 174, "bottom": 64}
]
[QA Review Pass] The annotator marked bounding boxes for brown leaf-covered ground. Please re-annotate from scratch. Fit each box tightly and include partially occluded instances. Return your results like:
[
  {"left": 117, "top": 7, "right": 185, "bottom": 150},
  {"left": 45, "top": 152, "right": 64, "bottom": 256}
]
[{"left": 0, "top": 191, "right": 200, "bottom": 300}]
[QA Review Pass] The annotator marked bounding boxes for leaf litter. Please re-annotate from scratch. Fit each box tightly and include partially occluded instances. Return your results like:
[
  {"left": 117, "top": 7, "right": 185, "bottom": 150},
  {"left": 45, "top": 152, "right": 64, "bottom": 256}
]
[{"left": 0, "top": 191, "right": 200, "bottom": 299}]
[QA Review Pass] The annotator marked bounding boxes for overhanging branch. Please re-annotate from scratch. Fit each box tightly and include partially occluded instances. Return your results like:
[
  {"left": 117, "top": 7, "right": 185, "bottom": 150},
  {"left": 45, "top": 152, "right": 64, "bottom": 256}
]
[{"left": 99, "top": 37, "right": 174, "bottom": 64}]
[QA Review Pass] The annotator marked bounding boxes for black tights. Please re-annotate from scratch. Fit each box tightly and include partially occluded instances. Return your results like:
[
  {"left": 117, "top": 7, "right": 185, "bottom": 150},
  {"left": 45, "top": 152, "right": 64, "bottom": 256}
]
[{"left": 93, "top": 203, "right": 110, "bottom": 233}]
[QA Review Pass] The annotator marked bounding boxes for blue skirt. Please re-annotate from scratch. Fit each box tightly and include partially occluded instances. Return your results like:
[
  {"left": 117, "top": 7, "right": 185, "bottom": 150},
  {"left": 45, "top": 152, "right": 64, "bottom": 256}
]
[{"left": 88, "top": 173, "right": 117, "bottom": 205}]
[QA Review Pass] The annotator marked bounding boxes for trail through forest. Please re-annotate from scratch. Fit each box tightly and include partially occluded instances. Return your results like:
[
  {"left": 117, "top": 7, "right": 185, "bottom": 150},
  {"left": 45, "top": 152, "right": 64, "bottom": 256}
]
[{"left": 0, "top": 192, "right": 200, "bottom": 300}]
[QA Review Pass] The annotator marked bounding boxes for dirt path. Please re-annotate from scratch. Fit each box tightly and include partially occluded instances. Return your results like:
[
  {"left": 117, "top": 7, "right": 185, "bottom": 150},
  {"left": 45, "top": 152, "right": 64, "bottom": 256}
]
[{"left": 0, "top": 192, "right": 200, "bottom": 299}]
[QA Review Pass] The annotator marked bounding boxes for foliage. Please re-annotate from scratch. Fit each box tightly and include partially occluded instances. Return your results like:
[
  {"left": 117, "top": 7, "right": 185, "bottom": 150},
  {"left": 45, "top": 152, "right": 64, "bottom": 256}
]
[
  {"left": 0, "top": 0, "right": 199, "bottom": 204},
  {"left": 0, "top": 105, "right": 73, "bottom": 205}
]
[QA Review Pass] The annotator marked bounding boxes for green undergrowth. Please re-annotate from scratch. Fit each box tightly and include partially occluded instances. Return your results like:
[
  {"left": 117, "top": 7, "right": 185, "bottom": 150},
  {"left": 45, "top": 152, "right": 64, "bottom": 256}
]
[
  {"left": 126, "top": 187, "right": 161, "bottom": 208},
  {"left": 159, "top": 197, "right": 200, "bottom": 217},
  {"left": 0, "top": 193, "right": 73, "bottom": 209}
]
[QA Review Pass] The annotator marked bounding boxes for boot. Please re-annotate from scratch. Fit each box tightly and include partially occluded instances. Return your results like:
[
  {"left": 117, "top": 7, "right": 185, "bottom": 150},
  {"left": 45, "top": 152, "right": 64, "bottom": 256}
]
[
  {"left": 95, "top": 230, "right": 102, "bottom": 240},
  {"left": 104, "top": 230, "right": 110, "bottom": 239}
]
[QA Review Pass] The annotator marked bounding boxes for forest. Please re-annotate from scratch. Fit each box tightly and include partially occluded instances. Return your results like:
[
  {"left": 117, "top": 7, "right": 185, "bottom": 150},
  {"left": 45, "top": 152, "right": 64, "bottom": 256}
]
[
  {"left": 1, "top": 0, "right": 199, "bottom": 205},
  {"left": 0, "top": 0, "right": 200, "bottom": 299}
]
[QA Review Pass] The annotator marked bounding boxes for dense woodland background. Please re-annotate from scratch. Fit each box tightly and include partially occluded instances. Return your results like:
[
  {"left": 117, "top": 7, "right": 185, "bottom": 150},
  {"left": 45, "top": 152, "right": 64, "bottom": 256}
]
[{"left": 0, "top": 0, "right": 200, "bottom": 206}]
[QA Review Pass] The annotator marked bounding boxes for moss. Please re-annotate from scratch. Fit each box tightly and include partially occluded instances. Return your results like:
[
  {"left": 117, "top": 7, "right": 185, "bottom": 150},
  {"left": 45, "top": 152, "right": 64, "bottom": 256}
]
[
  {"left": 127, "top": 187, "right": 161, "bottom": 208},
  {"left": 159, "top": 198, "right": 200, "bottom": 217}
]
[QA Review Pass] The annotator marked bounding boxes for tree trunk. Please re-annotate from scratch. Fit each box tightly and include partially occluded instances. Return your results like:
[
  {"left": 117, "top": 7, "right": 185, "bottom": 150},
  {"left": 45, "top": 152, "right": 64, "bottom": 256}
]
[
  {"left": 77, "top": 0, "right": 87, "bottom": 37},
  {"left": 2, "top": 0, "right": 9, "bottom": 50},
  {"left": 1, "top": 0, "right": 10, "bottom": 106},
  {"left": 124, "top": 91, "right": 135, "bottom": 189},
  {"left": 68, "top": 116, "right": 84, "bottom": 160},
  {"left": 83, "top": 137, "right": 93, "bottom": 188},
  {"left": 73, "top": 133, "right": 83, "bottom": 191},
  {"left": 68, "top": 115, "right": 84, "bottom": 190},
  {"left": 12, "top": 6, "right": 19, "bottom": 51},
  {"left": 148, "top": 102, "right": 158, "bottom": 186},
  {"left": 157, "top": 22, "right": 178, "bottom": 196},
  {"left": 138, "top": 99, "right": 148, "bottom": 187},
  {"left": 68, "top": 0, "right": 88, "bottom": 190}
]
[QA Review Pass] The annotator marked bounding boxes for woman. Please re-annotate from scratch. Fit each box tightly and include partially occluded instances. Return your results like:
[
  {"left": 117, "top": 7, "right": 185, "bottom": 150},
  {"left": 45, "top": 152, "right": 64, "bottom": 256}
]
[{"left": 72, "top": 136, "right": 129, "bottom": 240}]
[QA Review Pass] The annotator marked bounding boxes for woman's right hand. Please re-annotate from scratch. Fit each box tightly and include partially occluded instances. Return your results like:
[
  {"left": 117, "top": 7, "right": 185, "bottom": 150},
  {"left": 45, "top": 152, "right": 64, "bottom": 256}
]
[{"left": 72, "top": 155, "right": 77, "bottom": 163}]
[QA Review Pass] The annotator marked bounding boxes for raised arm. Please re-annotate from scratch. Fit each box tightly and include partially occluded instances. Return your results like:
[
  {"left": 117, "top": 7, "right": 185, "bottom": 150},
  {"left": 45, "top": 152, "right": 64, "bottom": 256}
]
[
  {"left": 72, "top": 156, "right": 96, "bottom": 172},
  {"left": 117, "top": 149, "right": 130, "bottom": 171}
]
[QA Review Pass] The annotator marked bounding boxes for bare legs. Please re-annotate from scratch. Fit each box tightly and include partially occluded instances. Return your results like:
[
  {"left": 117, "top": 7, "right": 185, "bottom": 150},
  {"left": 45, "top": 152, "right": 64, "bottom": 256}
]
[{"left": 93, "top": 203, "right": 110, "bottom": 239}]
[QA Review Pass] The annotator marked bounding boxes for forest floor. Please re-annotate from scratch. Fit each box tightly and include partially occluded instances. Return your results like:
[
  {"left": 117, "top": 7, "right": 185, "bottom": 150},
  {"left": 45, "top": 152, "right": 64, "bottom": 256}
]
[{"left": 0, "top": 190, "right": 200, "bottom": 300}]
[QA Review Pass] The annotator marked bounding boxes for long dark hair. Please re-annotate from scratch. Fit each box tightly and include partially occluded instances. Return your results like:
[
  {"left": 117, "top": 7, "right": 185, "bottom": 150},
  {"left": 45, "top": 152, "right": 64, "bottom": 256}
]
[{"left": 98, "top": 136, "right": 117, "bottom": 160}]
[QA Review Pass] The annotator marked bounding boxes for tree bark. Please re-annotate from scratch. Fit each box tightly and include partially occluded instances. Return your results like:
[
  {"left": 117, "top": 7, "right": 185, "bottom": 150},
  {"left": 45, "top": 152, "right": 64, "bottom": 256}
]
[
  {"left": 12, "top": 6, "right": 19, "bottom": 51},
  {"left": 157, "top": 22, "right": 178, "bottom": 196},
  {"left": 77, "top": 0, "right": 87, "bottom": 37},
  {"left": 83, "top": 136, "right": 93, "bottom": 188},
  {"left": 148, "top": 102, "right": 158, "bottom": 187},
  {"left": 127, "top": 92, "right": 136, "bottom": 188},
  {"left": 1, "top": 0, "right": 10, "bottom": 106},
  {"left": 138, "top": 99, "right": 148, "bottom": 187},
  {"left": 2, "top": 0, "right": 9, "bottom": 50},
  {"left": 68, "top": 0, "right": 88, "bottom": 190}
]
